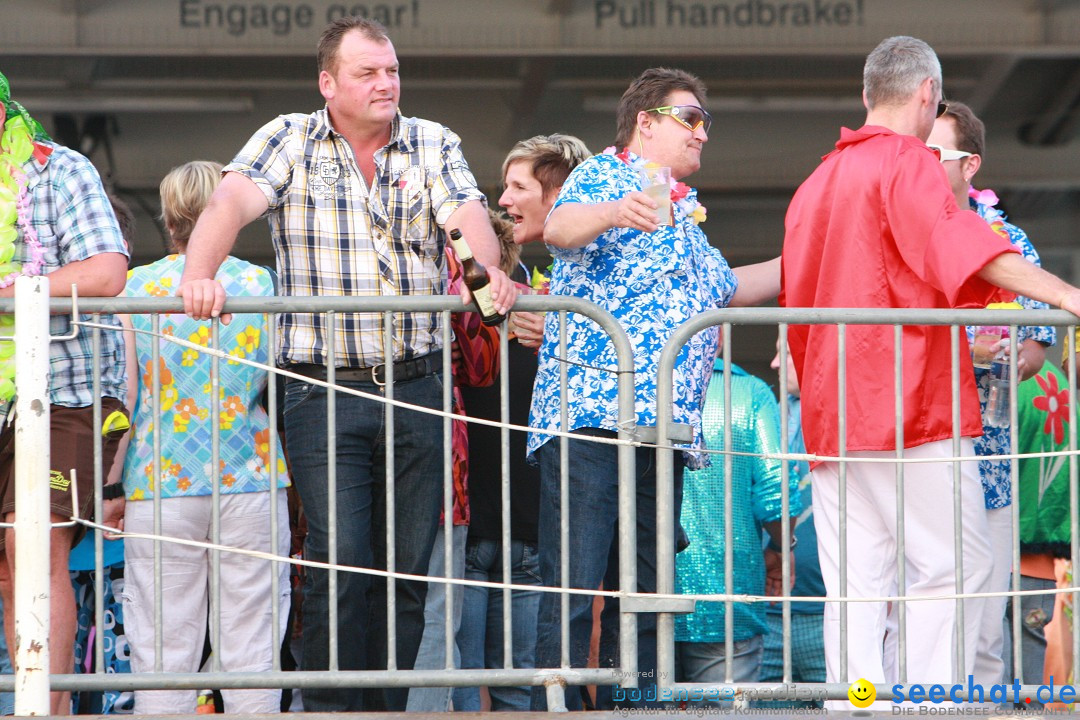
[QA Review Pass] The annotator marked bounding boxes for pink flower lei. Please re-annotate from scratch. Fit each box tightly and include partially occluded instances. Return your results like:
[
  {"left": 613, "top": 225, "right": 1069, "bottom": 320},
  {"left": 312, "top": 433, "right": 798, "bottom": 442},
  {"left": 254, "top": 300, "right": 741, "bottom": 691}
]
[
  {"left": 968, "top": 186, "right": 1010, "bottom": 241},
  {"left": 968, "top": 186, "right": 999, "bottom": 208}
]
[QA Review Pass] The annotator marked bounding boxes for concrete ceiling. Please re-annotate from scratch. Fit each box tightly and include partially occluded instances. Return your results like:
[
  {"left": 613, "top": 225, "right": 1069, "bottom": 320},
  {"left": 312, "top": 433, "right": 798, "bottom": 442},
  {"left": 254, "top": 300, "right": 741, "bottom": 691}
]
[{"left": 3, "top": 0, "right": 1079, "bottom": 285}]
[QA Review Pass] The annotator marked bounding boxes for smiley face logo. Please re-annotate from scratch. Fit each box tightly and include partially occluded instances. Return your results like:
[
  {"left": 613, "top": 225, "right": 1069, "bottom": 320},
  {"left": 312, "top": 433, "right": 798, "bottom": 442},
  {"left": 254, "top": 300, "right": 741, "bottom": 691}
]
[{"left": 848, "top": 678, "right": 876, "bottom": 708}]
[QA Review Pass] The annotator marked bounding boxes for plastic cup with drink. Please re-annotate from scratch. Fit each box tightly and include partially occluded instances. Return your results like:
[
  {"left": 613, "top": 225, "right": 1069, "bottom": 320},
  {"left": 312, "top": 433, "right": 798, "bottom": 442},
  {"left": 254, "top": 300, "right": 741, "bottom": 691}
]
[
  {"left": 638, "top": 165, "right": 673, "bottom": 226},
  {"left": 971, "top": 325, "right": 1006, "bottom": 369}
]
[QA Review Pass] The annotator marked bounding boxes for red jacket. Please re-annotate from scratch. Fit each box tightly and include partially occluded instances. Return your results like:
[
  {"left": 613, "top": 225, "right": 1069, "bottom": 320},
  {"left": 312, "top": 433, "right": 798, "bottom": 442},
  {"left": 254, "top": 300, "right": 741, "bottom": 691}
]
[{"left": 780, "top": 125, "right": 1017, "bottom": 459}]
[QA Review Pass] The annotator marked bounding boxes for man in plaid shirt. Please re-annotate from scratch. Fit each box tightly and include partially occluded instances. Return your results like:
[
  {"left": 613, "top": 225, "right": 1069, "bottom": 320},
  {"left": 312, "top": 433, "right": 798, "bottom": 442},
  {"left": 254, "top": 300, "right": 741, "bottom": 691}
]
[
  {"left": 177, "top": 15, "right": 515, "bottom": 713},
  {"left": 0, "top": 72, "right": 129, "bottom": 716}
]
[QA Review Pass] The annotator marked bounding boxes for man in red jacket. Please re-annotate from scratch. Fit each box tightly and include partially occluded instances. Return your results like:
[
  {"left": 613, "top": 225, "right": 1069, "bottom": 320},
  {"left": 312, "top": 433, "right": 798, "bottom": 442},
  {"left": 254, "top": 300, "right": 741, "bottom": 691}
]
[{"left": 780, "top": 35, "right": 1080, "bottom": 708}]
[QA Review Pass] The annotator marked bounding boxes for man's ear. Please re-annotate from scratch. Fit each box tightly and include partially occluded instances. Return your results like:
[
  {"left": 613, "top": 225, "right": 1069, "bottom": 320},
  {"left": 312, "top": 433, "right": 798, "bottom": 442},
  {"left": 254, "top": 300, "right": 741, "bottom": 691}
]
[
  {"left": 963, "top": 153, "right": 982, "bottom": 183},
  {"left": 920, "top": 76, "right": 937, "bottom": 111},
  {"left": 318, "top": 70, "right": 335, "bottom": 101},
  {"left": 637, "top": 109, "right": 653, "bottom": 138}
]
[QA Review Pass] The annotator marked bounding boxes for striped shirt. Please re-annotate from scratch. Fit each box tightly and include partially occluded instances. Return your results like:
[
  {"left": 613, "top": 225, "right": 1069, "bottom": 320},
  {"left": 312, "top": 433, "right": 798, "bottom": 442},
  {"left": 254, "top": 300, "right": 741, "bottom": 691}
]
[
  {"left": 4, "top": 143, "right": 128, "bottom": 411},
  {"left": 225, "top": 108, "right": 485, "bottom": 367}
]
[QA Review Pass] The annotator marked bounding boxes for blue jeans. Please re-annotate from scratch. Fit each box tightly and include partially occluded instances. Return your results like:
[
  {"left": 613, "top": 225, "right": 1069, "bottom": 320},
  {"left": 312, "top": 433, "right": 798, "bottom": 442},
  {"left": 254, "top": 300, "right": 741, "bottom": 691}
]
[
  {"left": 674, "top": 635, "right": 764, "bottom": 706},
  {"left": 453, "top": 537, "right": 542, "bottom": 711},
  {"left": 1003, "top": 574, "right": 1055, "bottom": 708},
  {"left": 0, "top": 595, "right": 10, "bottom": 716},
  {"left": 531, "top": 431, "right": 684, "bottom": 710},
  {"left": 407, "top": 524, "right": 467, "bottom": 712},
  {"left": 284, "top": 372, "right": 444, "bottom": 712}
]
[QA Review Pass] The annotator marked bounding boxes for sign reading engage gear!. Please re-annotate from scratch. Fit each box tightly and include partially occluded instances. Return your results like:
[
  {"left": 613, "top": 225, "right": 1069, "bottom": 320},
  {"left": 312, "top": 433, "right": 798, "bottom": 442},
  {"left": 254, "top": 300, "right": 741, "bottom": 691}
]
[{"left": 178, "top": 0, "right": 421, "bottom": 36}]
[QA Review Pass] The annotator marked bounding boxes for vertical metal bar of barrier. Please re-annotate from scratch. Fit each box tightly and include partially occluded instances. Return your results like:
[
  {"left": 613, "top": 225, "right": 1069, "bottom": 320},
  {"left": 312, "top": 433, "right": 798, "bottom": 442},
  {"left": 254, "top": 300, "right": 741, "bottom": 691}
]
[
  {"left": 12, "top": 275, "right": 51, "bottom": 715},
  {"left": 894, "top": 324, "right": 907, "bottom": 683},
  {"left": 654, "top": 316, "right": 686, "bottom": 693},
  {"left": 326, "top": 311, "right": 338, "bottom": 670},
  {"left": 837, "top": 323, "right": 848, "bottom": 681},
  {"left": 91, "top": 314, "right": 106, "bottom": 678},
  {"left": 500, "top": 320, "right": 513, "bottom": 669},
  {"left": 722, "top": 324, "right": 734, "bottom": 683},
  {"left": 777, "top": 325, "right": 792, "bottom": 685},
  {"left": 1069, "top": 326, "right": 1078, "bottom": 679},
  {"left": 950, "top": 324, "right": 965, "bottom": 680},
  {"left": 558, "top": 310, "right": 570, "bottom": 670},
  {"left": 777, "top": 324, "right": 792, "bottom": 683},
  {"left": 209, "top": 320, "right": 222, "bottom": 672},
  {"left": 1005, "top": 329, "right": 1019, "bottom": 680},
  {"left": 442, "top": 312, "right": 454, "bottom": 669},
  {"left": 268, "top": 312, "right": 281, "bottom": 671},
  {"left": 617, "top": 321, "right": 637, "bottom": 689},
  {"left": 384, "top": 311, "right": 397, "bottom": 670},
  {"left": 151, "top": 312, "right": 163, "bottom": 672}
]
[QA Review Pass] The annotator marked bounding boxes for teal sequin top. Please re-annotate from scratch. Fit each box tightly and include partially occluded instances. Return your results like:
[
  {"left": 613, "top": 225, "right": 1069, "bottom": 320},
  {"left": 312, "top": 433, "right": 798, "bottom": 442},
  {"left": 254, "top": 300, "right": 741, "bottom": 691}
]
[{"left": 675, "top": 360, "right": 801, "bottom": 643}]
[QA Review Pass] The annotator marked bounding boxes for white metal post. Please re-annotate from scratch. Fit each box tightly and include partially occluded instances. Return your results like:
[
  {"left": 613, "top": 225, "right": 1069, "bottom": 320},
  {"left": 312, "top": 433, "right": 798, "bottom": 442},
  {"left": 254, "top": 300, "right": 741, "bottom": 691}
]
[{"left": 13, "top": 275, "right": 51, "bottom": 715}]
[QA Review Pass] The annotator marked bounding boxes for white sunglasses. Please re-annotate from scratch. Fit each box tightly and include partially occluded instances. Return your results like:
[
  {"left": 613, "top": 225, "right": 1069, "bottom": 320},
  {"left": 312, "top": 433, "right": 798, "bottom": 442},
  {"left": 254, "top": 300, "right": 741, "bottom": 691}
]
[{"left": 927, "top": 144, "right": 973, "bottom": 163}]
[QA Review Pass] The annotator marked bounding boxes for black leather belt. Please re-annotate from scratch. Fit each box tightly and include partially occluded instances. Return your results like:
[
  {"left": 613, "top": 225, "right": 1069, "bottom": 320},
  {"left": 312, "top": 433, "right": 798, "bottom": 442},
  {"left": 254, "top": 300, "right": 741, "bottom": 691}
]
[{"left": 287, "top": 354, "right": 436, "bottom": 385}]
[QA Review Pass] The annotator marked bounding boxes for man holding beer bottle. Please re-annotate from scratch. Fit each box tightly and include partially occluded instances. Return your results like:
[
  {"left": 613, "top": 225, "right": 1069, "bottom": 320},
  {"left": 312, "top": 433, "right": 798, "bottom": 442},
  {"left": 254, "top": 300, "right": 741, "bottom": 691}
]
[{"left": 177, "top": 15, "right": 516, "bottom": 713}]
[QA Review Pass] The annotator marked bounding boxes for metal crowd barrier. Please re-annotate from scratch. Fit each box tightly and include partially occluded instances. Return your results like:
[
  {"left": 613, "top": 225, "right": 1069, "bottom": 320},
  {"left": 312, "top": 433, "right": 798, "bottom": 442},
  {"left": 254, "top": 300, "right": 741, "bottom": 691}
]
[
  {"left": 654, "top": 306, "right": 1080, "bottom": 706},
  {"left": 5, "top": 277, "right": 1080, "bottom": 712},
  {"left": 3, "top": 277, "right": 646, "bottom": 715}
]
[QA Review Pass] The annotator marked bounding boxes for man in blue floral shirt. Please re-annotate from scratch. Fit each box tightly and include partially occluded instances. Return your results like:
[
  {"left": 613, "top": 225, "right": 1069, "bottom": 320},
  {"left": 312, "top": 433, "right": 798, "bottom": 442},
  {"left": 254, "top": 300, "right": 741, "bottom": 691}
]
[
  {"left": 529, "top": 67, "right": 776, "bottom": 709},
  {"left": 926, "top": 101, "right": 1054, "bottom": 687}
]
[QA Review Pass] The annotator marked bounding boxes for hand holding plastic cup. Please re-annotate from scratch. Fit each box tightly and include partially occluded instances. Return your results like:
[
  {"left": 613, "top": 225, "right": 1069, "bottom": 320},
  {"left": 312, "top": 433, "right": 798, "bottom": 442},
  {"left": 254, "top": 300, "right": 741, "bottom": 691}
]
[
  {"left": 971, "top": 325, "right": 1005, "bottom": 369},
  {"left": 638, "top": 165, "right": 673, "bottom": 226}
]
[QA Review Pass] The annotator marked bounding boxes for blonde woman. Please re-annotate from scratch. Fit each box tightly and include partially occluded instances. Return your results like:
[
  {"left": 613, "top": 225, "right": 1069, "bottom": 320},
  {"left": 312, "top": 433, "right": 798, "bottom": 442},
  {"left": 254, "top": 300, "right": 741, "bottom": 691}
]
[{"left": 121, "top": 161, "right": 290, "bottom": 714}]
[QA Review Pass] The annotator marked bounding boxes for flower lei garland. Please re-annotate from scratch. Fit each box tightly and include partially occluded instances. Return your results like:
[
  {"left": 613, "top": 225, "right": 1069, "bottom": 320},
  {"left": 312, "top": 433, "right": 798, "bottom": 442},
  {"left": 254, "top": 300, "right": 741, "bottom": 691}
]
[
  {"left": 530, "top": 264, "right": 551, "bottom": 294},
  {"left": 0, "top": 72, "right": 53, "bottom": 402},
  {"left": 969, "top": 186, "right": 1009, "bottom": 241},
  {"left": 605, "top": 146, "right": 707, "bottom": 225},
  {"left": 970, "top": 186, "right": 1024, "bottom": 319}
]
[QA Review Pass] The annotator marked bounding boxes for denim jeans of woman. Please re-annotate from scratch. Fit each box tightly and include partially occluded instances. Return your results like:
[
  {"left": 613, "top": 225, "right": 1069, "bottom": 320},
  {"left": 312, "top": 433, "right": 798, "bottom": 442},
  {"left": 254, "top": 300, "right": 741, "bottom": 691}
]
[
  {"left": 1003, "top": 573, "right": 1056, "bottom": 709},
  {"left": 453, "top": 537, "right": 542, "bottom": 710},
  {"left": 406, "top": 524, "right": 467, "bottom": 712}
]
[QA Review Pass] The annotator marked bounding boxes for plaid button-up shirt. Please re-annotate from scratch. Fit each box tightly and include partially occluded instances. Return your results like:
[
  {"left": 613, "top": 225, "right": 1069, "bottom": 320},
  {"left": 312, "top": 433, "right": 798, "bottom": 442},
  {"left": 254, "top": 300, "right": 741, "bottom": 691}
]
[
  {"left": 226, "top": 108, "right": 485, "bottom": 368},
  {"left": 3, "top": 143, "right": 128, "bottom": 412}
]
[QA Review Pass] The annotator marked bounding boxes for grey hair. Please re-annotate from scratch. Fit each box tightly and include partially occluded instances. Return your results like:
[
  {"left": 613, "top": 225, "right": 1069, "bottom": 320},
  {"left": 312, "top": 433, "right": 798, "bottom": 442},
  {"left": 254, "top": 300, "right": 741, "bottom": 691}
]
[{"left": 863, "top": 36, "right": 942, "bottom": 109}]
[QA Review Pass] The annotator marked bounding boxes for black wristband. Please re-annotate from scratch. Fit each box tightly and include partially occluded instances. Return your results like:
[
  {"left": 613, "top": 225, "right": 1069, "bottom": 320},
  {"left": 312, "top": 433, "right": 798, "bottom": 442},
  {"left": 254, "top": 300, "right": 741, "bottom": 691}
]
[{"left": 101, "top": 483, "right": 125, "bottom": 501}]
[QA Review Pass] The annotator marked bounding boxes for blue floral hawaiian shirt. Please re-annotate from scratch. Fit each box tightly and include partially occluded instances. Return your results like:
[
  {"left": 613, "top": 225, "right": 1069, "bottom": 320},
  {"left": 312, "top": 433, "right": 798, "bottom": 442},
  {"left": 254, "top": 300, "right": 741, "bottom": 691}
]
[
  {"left": 966, "top": 200, "right": 1056, "bottom": 509},
  {"left": 526, "top": 152, "right": 738, "bottom": 469}
]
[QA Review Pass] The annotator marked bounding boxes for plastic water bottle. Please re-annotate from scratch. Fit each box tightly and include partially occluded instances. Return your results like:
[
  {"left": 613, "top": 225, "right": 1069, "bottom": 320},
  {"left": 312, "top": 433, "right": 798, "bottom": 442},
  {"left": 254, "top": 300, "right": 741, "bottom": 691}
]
[{"left": 985, "top": 359, "right": 1010, "bottom": 428}]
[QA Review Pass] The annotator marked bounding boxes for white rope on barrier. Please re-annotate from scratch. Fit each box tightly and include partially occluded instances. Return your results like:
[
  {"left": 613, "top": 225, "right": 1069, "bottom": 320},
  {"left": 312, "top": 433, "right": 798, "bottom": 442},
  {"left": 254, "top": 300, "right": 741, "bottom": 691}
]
[
  {"left": 70, "top": 318, "right": 1080, "bottom": 612},
  {"left": 74, "top": 515, "right": 1080, "bottom": 609}
]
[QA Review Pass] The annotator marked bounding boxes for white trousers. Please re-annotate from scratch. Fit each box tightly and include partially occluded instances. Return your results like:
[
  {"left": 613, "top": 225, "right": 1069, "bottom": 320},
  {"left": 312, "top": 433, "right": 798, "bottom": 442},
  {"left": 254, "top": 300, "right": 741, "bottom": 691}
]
[
  {"left": 123, "top": 492, "right": 291, "bottom": 715},
  {"left": 972, "top": 505, "right": 1012, "bottom": 686},
  {"left": 812, "top": 439, "right": 993, "bottom": 710}
]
